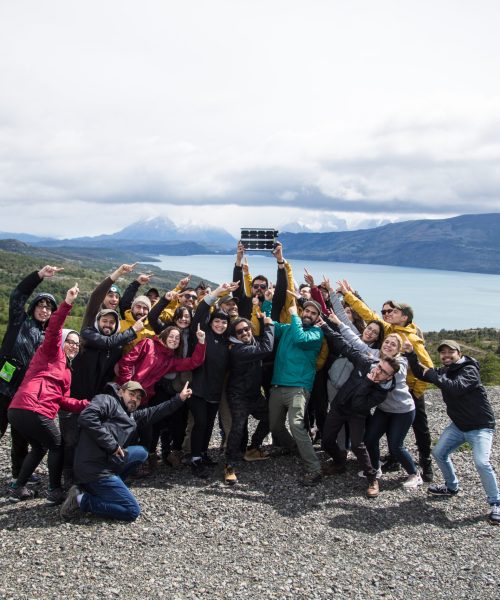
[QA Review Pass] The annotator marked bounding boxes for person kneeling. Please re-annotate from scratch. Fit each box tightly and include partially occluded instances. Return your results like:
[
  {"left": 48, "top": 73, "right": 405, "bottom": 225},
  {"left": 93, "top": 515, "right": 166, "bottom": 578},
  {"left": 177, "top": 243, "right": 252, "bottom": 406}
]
[{"left": 60, "top": 380, "right": 191, "bottom": 521}]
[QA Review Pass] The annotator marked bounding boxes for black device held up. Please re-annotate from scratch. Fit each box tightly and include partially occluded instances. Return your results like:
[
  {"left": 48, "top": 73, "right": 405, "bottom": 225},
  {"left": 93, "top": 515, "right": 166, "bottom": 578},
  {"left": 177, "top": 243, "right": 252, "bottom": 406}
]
[{"left": 240, "top": 228, "right": 279, "bottom": 251}]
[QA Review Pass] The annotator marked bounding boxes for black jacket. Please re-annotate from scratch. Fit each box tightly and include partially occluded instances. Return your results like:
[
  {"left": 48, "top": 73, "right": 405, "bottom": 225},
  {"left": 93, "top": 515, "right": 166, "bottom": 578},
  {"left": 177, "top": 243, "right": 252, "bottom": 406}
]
[
  {"left": 74, "top": 383, "right": 183, "bottom": 483},
  {"left": 227, "top": 324, "right": 274, "bottom": 401},
  {"left": 406, "top": 352, "right": 495, "bottom": 431},
  {"left": 190, "top": 299, "right": 229, "bottom": 403},
  {"left": 0, "top": 271, "right": 53, "bottom": 399},
  {"left": 70, "top": 321, "right": 137, "bottom": 400}
]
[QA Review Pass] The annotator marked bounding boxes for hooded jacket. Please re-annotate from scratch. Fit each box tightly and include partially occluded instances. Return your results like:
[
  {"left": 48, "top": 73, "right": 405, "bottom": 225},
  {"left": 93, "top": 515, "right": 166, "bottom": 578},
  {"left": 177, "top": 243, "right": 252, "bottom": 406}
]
[
  {"left": 0, "top": 271, "right": 56, "bottom": 399},
  {"left": 74, "top": 382, "right": 183, "bottom": 483},
  {"left": 9, "top": 301, "right": 89, "bottom": 419},
  {"left": 115, "top": 336, "right": 206, "bottom": 401},
  {"left": 70, "top": 310, "right": 138, "bottom": 400},
  {"left": 227, "top": 323, "right": 274, "bottom": 401},
  {"left": 406, "top": 352, "right": 495, "bottom": 431}
]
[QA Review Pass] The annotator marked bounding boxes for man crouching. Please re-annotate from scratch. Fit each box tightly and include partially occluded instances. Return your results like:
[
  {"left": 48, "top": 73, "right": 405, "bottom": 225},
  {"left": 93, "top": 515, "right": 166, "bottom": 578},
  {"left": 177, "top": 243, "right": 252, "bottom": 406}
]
[{"left": 60, "top": 380, "right": 191, "bottom": 521}]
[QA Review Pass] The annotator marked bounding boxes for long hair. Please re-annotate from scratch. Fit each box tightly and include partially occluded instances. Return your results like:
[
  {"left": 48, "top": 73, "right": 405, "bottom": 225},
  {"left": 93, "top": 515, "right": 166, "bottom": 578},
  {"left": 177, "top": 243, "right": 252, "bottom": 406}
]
[{"left": 158, "top": 326, "right": 183, "bottom": 357}]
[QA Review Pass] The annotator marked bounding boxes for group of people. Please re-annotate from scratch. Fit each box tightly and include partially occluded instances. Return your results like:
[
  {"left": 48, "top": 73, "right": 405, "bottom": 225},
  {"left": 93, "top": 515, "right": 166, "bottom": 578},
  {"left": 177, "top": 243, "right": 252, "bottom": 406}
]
[{"left": 0, "top": 241, "right": 498, "bottom": 525}]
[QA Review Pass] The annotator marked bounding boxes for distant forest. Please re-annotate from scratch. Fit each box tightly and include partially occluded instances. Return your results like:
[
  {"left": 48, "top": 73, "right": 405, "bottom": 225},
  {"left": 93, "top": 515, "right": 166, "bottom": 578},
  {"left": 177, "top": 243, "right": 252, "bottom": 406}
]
[{"left": 1, "top": 248, "right": 500, "bottom": 385}]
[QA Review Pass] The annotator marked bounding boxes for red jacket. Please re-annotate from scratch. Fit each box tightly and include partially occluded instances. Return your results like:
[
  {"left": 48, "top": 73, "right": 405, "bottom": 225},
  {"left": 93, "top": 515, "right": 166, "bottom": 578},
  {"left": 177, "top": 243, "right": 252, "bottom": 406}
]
[
  {"left": 115, "top": 337, "right": 206, "bottom": 402},
  {"left": 9, "top": 301, "right": 89, "bottom": 419}
]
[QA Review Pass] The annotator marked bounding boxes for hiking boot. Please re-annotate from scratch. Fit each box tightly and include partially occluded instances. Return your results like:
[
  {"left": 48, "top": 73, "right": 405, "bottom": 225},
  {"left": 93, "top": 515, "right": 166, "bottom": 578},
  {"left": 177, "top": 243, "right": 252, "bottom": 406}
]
[
  {"left": 46, "top": 487, "right": 65, "bottom": 506},
  {"left": 300, "top": 472, "right": 322, "bottom": 487},
  {"left": 322, "top": 462, "right": 346, "bottom": 476},
  {"left": 8, "top": 485, "right": 35, "bottom": 503},
  {"left": 10, "top": 473, "right": 41, "bottom": 487},
  {"left": 420, "top": 459, "right": 434, "bottom": 482},
  {"left": 129, "top": 463, "right": 152, "bottom": 479},
  {"left": 244, "top": 448, "right": 270, "bottom": 462},
  {"left": 148, "top": 453, "right": 159, "bottom": 470},
  {"left": 427, "top": 483, "right": 459, "bottom": 497},
  {"left": 191, "top": 459, "right": 208, "bottom": 479},
  {"left": 60, "top": 485, "right": 81, "bottom": 520},
  {"left": 201, "top": 452, "right": 218, "bottom": 466},
  {"left": 402, "top": 473, "right": 423, "bottom": 489},
  {"left": 164, "top": 450, "right": 183, "bottom": 469},
  {"left": 224, "top": 466, "right": 238, "bottom": 485},
  {"left": 367, "top": 479, "right": 380, "bottom": 498},
  {"left": 488, "top": 504, "right": 500, "bottom": 526}
]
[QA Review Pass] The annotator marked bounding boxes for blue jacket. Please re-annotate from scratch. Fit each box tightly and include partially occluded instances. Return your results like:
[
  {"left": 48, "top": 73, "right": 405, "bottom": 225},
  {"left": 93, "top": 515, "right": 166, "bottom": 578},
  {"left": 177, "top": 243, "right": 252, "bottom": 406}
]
[{"left": 271, "top": 315, "right": 323, "bottom": 391}]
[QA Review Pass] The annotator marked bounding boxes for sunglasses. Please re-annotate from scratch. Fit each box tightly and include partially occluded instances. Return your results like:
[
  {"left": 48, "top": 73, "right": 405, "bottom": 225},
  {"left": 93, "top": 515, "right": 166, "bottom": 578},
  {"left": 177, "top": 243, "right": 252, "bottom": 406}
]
[
  {"left": 184, "top": 294, "right": 197, "bottom": 300},
  {"left": 235, "top": 326, "right": 251, "bottom": 335},
  {"left": 252, "top": 283, "right": 267, "bottom": 290},
  {"left": 381, "top": 309, "right": 394, "bottom": 315}
]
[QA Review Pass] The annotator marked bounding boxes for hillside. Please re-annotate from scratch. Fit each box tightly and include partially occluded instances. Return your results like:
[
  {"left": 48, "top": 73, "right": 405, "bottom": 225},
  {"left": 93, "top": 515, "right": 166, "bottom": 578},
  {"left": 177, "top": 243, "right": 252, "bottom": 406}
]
[{"left": 280, "top": 212, "right": 500, "bottom": 275}]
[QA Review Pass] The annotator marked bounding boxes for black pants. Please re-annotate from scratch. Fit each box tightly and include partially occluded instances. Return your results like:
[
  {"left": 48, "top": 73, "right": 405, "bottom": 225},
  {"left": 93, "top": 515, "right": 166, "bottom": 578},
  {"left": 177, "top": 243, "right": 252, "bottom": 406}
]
[
  {"left": 411, "top": 392, "right": 432, "bottom": 461},
  {"left": 322, "top": 406, "right": 376, "bottom": 478},
  {"left": 305, "top": 368, "right": 328, "bottom": 436},
  {"left": 1, "top": 394, "right": 30, "bottom": 478},
  {"left": 148, "top": 382, "right": 187, "bottom": 456},
  {"left": 226, "top": 393, "right": 269, "bottom": 464},
  {"left": 59, "top": 411, "right": 80, "bottom": 476},
  {"left": 8, "top": 408, "right": 63, "bottom": 489},
  {"left": 186, "top": 395, "right": 219, "bottom": 458}
]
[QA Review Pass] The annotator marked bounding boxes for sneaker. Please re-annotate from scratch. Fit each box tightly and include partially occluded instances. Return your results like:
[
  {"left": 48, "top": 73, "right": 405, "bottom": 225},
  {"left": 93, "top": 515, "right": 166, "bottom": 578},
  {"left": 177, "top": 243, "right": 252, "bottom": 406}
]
[
  {"left": 322, "top": 462, "right": 346, "bottom": 476},
  {"left": 60, "top": 485, "right": 81, "bottom": 520},
  {"left": 421, "top": 459, "right": 434, "bottom": 482},
  {"left": 191, "top": 459, "right": 208, "bottom": 479},
  {"left": 367, "top": 479, "right": 380, "bottom": 498},
  {"left": 164, "top": 450, "right": 183, "bottom": 469},
  {"left": 46, "top": 487, "right": 65, "bottom": 506},
  {"left": 244, "top": 448, "right": 270, "bottom": 462},
  {"left": 488, "top": 504, "right": 500, "bottom": 526},
  {"left": 427, "top": 483, "right": 459, "bottom": 497},
  {"left": 10, "top": 473, "right": 42, "bottom": 487},
  {"left": 357, "top": 467, "right": 382, "bottom": 479},
  {"left": 201, "top": 452, "right": 218, "bottom": 466},
  {"left": 224, "top": 466, "right": 238, "bottom": 485},
  {"left": 8, "top": 485, "right": 35, "bottom": 503},
  {"left": 300, "top": 472, "right": 322, "bottom": 487},
  {"left": 403, "top": 473, "right": 423, "bottom": 489}
]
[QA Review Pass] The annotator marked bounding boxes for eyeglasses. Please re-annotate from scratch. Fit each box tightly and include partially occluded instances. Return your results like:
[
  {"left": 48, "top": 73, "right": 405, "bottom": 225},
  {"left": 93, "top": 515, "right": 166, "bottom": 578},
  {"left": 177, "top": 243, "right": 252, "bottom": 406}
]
[
  {"left": 65, "top": 340, "right": 80, "bottom": 348},
  {"left": 381, "top": 309, "right": 394, "bottom": 315},
  {"left": 36, "top": 301, "right": 53, "bottom": 310},
  {"left": 374, "top": 363, "right": 393, "bottom": 377},
  {"left": 364, "top": 326, "right": 380, "bottom": 335},
  {"left": 235, "top": 326, "right": 251, "bottom": 336},
  {"left": 252, "top": 284, "right": 267, "bottom": 290}
]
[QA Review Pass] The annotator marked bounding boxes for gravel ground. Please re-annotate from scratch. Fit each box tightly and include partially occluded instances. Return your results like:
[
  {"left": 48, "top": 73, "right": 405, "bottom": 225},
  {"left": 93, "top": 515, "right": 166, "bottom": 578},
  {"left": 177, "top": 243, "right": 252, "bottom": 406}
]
[{"left": 0, "top": 388, "right": 499, "bottom": 600}]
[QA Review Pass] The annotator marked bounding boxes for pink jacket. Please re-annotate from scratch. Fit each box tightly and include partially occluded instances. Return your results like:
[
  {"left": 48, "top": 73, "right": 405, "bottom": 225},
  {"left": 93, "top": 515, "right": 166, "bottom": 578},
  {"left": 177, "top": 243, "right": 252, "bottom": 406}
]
[
  {"left": 9, "top": 301, "right": 89, "bottom": 419},
  {"left": 115, "top": 336, "right": 206, "bottom": 402}
]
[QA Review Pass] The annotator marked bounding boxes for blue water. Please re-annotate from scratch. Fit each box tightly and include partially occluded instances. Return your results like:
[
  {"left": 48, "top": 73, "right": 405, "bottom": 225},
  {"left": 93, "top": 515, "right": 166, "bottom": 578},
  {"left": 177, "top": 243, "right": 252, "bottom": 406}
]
[{"left": 147, "top": 255, "right": 500, "bottom": 331}]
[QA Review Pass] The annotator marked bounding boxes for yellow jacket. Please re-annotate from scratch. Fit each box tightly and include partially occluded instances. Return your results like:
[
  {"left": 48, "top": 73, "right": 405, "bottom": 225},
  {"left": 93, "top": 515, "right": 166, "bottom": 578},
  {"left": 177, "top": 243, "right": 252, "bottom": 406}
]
[
  {"left": 119, "top": 310, "right": 156, "bottom": 355},
  {"left": 343, "top": 291, "right": 433, "bottom": 397}
]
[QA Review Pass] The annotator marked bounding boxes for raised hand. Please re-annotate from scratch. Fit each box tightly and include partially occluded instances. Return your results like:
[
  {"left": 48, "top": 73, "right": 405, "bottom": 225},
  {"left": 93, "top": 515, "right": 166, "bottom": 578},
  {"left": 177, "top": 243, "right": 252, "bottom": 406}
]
[
  {"left": 132, "top": 315, "right": 147, "bottom": 332},
  {"left": 65, "top": 283, "right": 79, "bottom": 305},
  {"left": 137, "top": 273, "right": 153, "bottom": 285},
  {"left": 288, "top": 304, "right": 298, "bottom": 316},
  {"left": 402, "top": 340, "right": 414, "bottom": 353},
  {"left": 304, "top": 268, "right": 315, "bottom": 287},
  {"left": 273, "top": 242, "right": 284, "bottom": 263},
  {"left": 236, "top": 241, "right": 245, "bottom": 266},
  {"left": 179, "top": 380, "right": 193, "bottom": 402},
  {"left": 38, "top": 265, "right": 64, "bottom": 279},
  {"left": 196, "top": 323, "right": 206, "bottom": 344},
  {"left": 177, "top": 275, "right": 191, "bottom": 290}
]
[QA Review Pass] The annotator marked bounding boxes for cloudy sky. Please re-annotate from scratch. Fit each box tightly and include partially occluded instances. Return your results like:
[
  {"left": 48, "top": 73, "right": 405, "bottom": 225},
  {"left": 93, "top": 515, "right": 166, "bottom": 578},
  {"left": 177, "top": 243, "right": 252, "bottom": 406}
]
[{"left": 1, "top": 1, "right": 499, "bottom": 238}]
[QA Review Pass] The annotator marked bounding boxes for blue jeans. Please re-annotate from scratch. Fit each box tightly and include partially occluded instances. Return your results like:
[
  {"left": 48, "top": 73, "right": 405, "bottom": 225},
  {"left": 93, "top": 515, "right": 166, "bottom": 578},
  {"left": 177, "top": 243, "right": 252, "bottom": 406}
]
[
  {"left": 432, "top": 422, "right": 500, "bottom": 505},
  {"left": 80, "top": 446, "right": 148, "bottom": 521},
  {"left": 365, "top": 409, "right": 417, "bottom": 475}
]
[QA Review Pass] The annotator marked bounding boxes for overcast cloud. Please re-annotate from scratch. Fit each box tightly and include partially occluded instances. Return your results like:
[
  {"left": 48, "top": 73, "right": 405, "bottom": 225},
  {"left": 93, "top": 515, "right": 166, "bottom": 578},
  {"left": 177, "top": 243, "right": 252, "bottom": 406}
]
[{"left": 1, "top": 0, "right": 499, "bottom": 238}]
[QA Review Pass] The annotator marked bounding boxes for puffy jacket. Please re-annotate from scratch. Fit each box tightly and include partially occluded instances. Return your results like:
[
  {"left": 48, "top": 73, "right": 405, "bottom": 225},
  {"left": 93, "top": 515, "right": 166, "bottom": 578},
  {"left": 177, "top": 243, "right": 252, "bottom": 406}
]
[
  {"left": 9, "top": 301, "right": 89, "bottom": 419},
  {"left": 406, "top": 352, "right": 495, "bottom": 431},
  {"left": 116, "top": 336, "right": 206, "bottom": 401},
  {"left": 74, "top": 382, "right": 183, "bottom": 483},
  {"left": 0, "top": 271, "right": 55, "bottom": 399},
  {"left": 227, "top": 324, "right": 274, "bottom": 401},
  {"left": 271, "top": 315, "right": 324, "bottom": 391}
]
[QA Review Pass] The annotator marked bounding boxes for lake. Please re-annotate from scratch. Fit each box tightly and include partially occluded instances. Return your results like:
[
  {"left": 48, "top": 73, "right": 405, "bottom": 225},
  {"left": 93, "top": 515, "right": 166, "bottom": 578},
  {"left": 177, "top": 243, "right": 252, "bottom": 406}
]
[{"left": 147, "top": 254, "right": 500, "bottom": 332}]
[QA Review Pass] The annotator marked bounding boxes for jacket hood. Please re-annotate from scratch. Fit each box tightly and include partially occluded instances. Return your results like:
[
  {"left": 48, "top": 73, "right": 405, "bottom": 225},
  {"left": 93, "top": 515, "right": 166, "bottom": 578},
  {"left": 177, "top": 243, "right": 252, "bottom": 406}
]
[
  {"left": 27, "top": 293, "right": 57, "bottom": 318},
  {"left": 95, "top": 309, "right": 120, "bottom": 335},
  {"left": 447, "top": 355, "right": 479, "bottom": 372}
]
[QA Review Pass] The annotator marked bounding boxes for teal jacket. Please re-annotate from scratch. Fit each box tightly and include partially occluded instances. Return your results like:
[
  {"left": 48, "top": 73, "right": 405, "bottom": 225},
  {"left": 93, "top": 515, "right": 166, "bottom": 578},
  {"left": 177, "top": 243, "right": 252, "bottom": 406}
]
[{"left": 271, "top": 315, "right": 324, "bottom": 391}]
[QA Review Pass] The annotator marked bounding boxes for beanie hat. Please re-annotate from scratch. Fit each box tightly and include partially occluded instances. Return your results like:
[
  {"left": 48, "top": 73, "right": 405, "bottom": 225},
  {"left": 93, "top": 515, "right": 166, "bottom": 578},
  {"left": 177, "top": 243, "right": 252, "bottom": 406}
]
[
  {"left": 302, "top": 300, "right": 322, "bottom": 313},
  {"left": 131, "top": 295, "right": 152, "bottom": 311},
  {"left": 108, "top": 284, "right": 121, "bottom": 296}
]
